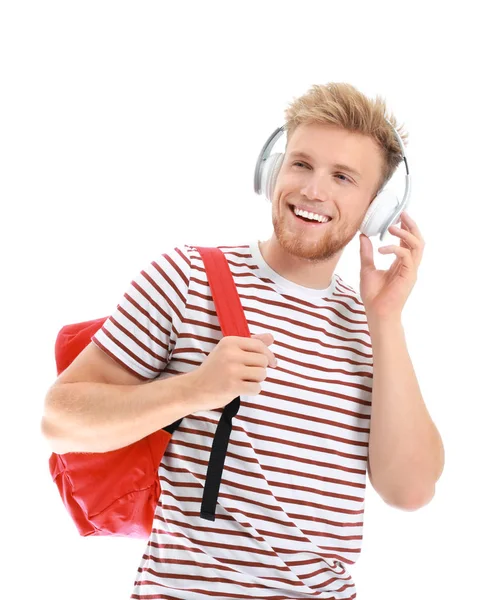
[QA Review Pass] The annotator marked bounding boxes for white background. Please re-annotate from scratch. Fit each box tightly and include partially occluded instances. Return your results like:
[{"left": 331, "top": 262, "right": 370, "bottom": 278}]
[{"left": 1, "top": 1, "right": 503, "bottom": 599}]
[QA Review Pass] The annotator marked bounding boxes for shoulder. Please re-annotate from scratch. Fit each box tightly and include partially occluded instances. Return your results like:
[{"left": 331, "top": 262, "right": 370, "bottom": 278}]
[
  {"left": 147, "top": 245, "right": 196, "bottom": 285},
  {"left": 180, "top": 243, "right": 254, "bottom": 270}
]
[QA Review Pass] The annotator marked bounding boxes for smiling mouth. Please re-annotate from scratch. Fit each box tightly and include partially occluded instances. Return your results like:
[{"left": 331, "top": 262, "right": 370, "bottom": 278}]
[{"left": 289, "top": 204, "right": 332, "bottom": 224}]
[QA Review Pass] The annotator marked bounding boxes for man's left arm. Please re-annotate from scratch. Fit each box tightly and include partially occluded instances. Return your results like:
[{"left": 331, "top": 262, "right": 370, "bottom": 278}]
[
  {"left": 359, "top": 211, "right": 445, "bottom": 511},
  {"left": 366, "top": 317, "right": 444, "bottom": 510}
]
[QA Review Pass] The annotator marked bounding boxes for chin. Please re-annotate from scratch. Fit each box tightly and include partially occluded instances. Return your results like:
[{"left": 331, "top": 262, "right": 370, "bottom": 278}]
[
  {"left": 275, "top": 228, "right": 346, "bottom": 263},
  {"left": 273, "top": 216, "right": 356, "bottom": 263},
  {"left": 286, "top": 241, "right": 329, "bottom": 261}
]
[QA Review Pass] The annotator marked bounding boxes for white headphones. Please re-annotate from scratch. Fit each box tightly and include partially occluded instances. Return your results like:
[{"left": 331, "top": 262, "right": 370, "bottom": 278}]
[{"left": 253, "top": 121, "right": 411, "bottom": 241}]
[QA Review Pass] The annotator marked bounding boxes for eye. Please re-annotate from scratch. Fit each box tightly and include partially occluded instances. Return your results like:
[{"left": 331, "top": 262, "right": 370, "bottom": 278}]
[
  {"left": 334, "top": 173, "right": 351, "bottom": 183},
  {"left": 292, "top": 161, "right": 352, "bottom": 184}
]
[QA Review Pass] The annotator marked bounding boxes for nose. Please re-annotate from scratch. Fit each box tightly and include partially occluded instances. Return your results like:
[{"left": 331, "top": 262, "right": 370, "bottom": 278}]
[{"left": 299, "top": 171, "right": 331, "bottom": 203}]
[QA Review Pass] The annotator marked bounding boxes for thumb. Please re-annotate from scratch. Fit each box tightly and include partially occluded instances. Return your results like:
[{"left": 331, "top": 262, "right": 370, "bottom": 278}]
[
  {"left": 251, "top": 332, "right": 275, "bottom": 347},
  {"left": 359, "top": 233, "right": 375, "bottom": 272}
]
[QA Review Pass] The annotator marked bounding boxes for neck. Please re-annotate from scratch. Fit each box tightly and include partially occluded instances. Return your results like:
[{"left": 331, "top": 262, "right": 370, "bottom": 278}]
[{"left": 258, "top": 236, "right": 343, "bottom": 290}]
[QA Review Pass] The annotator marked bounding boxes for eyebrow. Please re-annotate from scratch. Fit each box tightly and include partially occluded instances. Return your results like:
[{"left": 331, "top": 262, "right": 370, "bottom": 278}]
[{"left": 288, "top": 151, "right": 362, "bottom": 181}]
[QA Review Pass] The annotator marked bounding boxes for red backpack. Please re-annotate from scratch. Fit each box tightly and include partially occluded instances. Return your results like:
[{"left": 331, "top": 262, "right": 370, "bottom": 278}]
[{"left": 48, "top": 247, "right": 250, "bottom": 537}]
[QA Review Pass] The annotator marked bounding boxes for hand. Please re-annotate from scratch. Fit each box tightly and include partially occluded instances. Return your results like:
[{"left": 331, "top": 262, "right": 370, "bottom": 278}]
[
  {"left": 359, "top": 211, "right": 425, "bottom": 323},
  {"left": 187, "top": 333, "right": 277, "bottom": 412}
]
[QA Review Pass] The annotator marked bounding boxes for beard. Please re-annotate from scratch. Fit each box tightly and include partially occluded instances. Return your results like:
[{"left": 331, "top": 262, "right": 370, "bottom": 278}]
[{"left": 272, "top": 205, "right": 359, "bottom": 263}]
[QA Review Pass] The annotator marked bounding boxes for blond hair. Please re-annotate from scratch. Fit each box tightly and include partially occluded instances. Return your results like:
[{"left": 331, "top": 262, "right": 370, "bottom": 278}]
[{"left": 284, "top": 82, "right": 408, "bottom": 193}]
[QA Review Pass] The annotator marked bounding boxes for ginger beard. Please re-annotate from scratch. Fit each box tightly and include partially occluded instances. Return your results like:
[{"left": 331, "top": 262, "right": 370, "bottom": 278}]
[{"left": 271, "top": 197, "right": 361, "bottom": 263}]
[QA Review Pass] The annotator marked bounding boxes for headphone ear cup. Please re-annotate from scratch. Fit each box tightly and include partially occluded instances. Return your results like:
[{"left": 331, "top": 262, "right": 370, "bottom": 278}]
[
  {"left": 360, "top": 188, "right": 400, "bottom": 237},
  {"left": 261, "top": 153, "right": 284, "bottom": 201}
]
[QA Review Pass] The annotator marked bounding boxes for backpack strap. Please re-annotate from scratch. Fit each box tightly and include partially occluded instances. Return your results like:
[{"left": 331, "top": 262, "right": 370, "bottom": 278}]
[
  {"left": 165, "top": 247, "right": 250, "bottom": 521},
  {"left": 197, "top": 247, "right": 250, "bottom": 338},
  {"left": 197, "top": 247, "right": 250, "bottom": 521}
]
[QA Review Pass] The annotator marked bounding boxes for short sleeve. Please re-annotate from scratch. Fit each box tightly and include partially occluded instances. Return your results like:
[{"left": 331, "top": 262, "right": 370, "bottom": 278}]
[{"left": 92, "top": 246, "right": 192, "bottom": 380}]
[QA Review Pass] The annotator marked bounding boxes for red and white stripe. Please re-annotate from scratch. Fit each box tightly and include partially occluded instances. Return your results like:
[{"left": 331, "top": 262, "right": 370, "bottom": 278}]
[{"left": 93, "top": 242, "right": 373, "bottom": 600}]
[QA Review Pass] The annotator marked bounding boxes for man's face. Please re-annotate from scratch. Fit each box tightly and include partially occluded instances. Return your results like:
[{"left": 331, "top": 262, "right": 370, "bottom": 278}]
[{"left": 271, "top": 123, "right": 384, "bottom": 262}]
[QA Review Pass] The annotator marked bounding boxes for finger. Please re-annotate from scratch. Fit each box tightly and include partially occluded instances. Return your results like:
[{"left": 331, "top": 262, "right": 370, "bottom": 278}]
[
  {"left": 239, "top": 350, "right": 269, "bottom": 369},
  {"left": 241, "top": 366, "right": 268, "bottom": 383},
  {"left": 378, "top": 245, "right": 415, "bottom": 270},
  {"left": 241, "top": 381, "right": 262, "bottom": 397},
  {"left": 388, "top": 224, "right": 420, "bottom": 250},
  {"left": 388, "top": 221, "right": 425, "bottom": 268},
  {"left": 400, "top": 212, "right": 424, "bottom": 244},
  {"left": 251, "top": 333, "right": 274, "bottom": 347},
  {"left": 244, "top": 335, "right": 277, "bottom": 367},
  {"left": 359, "top": 234, "right": 375, "bottom": 271}
]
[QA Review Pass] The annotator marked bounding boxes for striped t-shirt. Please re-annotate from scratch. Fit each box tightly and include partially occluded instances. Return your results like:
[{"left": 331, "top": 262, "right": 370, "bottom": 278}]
[{"left": 92, "top": 241, "right": 373, "bottom": 600}]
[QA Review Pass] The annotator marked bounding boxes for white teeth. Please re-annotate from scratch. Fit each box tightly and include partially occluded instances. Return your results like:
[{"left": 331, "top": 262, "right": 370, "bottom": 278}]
[{"left": 293, "top": 207, "right": 329, "bottom": 223}]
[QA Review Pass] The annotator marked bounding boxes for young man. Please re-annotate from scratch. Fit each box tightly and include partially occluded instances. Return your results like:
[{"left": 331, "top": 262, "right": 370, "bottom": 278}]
[{"left": 42, "top": 82, "right": 444, "bottom": 599}]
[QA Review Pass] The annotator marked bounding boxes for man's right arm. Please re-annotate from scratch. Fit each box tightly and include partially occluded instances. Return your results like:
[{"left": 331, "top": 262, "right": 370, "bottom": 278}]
[
  {"left": 41, "top": 333, "right": 276, "bottom": 455},
  {"left": 41, "top": 342, "right": 200, "bottom": 455}
]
